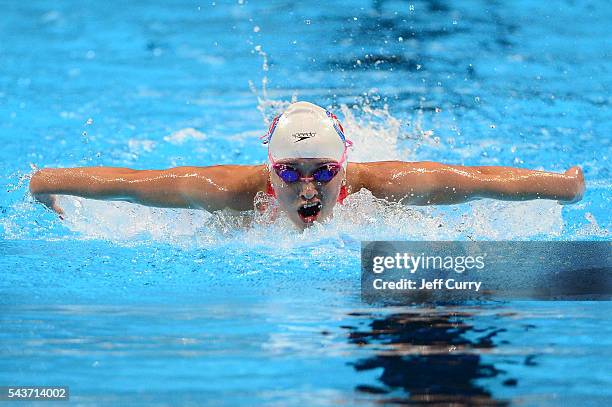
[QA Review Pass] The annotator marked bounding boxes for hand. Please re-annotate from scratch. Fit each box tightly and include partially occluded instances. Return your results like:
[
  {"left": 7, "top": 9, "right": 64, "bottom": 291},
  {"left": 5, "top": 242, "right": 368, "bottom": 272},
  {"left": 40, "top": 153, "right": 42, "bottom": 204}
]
[
  {"left": 559, "top": 166, "right": 585, "bottom": 204},
  {"left": 33, "top": 193, "right": 65, "bottom": 219}
]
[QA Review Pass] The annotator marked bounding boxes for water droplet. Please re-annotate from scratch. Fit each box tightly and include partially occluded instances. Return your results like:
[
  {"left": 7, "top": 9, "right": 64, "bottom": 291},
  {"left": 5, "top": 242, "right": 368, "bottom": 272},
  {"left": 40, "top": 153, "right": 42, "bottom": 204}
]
[
  {"left": 253, "top": 26, "right": 260, "bottom": 33},
  {"left": 398, "top": 36, "right": 403, "bottom": 42},
  {"left": 409, "top": 4, "right": 415, "bottom": 11},
  {"left": 305, "top": 19, "right": 311, "bottom": 25},
  {"left": 452, "top": 20, "right": 458, "bottom": 25},
  {"left": 86, "top": 118, "right": 93, "bottom": 125}
]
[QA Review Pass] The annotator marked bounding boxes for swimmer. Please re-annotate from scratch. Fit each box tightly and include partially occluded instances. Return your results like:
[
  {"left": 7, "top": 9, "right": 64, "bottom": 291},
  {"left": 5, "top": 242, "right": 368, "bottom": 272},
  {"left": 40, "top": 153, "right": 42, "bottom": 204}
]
[{"left": 29, "top": 101, "right": 585, "bottom": 229}]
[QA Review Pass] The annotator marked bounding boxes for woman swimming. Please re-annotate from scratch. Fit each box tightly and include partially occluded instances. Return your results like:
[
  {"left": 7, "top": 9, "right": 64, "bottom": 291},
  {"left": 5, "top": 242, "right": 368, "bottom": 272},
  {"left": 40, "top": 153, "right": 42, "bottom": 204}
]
[{"left": 29, "top": 101, "right": 585, "bottom": 229}]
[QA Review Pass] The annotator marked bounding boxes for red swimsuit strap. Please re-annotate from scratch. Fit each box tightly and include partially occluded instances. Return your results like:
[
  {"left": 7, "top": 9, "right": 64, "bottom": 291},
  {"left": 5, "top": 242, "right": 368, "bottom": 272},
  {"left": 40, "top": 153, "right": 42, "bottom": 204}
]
[
  {"left": 265, "top": 179, "right": 277, "bottom": 198},
  {"left": 265, "top": 179, "right": 347, "bottom": 204},
  {"left": 337, "top": 184, "right": 348, "bottom": 204}
]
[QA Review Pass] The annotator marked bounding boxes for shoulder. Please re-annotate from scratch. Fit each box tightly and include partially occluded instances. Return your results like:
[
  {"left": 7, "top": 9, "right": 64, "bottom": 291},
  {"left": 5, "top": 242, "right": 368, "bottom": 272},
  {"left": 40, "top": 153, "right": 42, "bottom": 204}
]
[
  {"left": 346, "top": 161, "right": 402, "bottom": 191},
  {"left": 173, "top": 164, "right": 269, "bottom": 211}
]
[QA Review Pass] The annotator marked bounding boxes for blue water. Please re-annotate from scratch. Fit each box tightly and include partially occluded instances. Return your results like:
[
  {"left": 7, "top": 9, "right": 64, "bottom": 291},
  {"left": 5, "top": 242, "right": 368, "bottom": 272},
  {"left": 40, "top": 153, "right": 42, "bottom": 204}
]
[{"left": 1, "top": 0, "right": 611, "bottom": 405}]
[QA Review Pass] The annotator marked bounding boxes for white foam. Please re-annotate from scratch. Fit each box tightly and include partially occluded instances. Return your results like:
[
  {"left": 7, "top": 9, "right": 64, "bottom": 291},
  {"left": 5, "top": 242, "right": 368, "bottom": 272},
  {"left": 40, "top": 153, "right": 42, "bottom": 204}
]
[
  {"left": 8, "top": 56, "right": 605, "bottom": 245},
  {"left": 45, "top": 183, "right": 567, "bottom": 249},
  {"left": 127, "top": 139, "right": 156, "bottom": 154},
  {"left": 163, "top": 128, "right": 207, "bottom": 145}
]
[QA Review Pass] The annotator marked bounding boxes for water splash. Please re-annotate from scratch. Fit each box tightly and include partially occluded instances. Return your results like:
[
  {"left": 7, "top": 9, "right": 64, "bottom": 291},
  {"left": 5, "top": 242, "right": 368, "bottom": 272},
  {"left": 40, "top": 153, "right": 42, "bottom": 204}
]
[
  {"left": 248, "top": 45, "right": 296, "bottom": 126},
  {"left": 5, "top": 184, "right": 563, "bottom": 247},
  {"left": 4, "top": 103, "right": 599, "bottom": 245},
  {"left": 3, "top": 48, "right": 607, "bottom": 245},
  {"left": 163, "top": 128, "right": 207, "bottom": 145}
]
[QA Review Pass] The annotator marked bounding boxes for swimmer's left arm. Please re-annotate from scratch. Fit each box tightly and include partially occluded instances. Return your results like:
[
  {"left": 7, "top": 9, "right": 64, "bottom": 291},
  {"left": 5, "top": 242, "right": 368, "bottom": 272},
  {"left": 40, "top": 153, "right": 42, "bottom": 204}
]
[{"left": 350, "top": 161, "right": 585, "bottom": 205}]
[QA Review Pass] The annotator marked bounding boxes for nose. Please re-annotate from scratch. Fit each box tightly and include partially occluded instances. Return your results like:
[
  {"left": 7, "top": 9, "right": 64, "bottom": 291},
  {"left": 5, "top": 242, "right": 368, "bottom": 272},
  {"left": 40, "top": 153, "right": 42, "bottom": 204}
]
[{"left": 299, "top": 181, "right": 318, "bottom": 200}]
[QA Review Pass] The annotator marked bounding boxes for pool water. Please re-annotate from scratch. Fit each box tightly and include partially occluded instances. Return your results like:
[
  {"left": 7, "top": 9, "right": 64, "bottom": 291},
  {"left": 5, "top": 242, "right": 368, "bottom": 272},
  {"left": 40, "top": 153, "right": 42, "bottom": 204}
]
[{"left": 1, "top": 0, "right": 611, "bottom": 405}]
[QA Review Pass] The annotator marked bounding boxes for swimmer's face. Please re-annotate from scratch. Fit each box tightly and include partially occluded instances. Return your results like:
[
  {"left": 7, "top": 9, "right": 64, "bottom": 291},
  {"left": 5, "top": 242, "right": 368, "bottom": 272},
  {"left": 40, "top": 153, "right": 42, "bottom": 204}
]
[{"left": 270, "top": 158, "right": 345, "bottom": 229}]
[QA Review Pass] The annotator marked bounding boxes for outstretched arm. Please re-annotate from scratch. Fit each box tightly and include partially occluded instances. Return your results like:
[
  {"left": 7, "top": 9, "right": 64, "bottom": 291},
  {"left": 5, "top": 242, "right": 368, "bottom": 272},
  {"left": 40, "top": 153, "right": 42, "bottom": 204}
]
[
  {"left": 29, "top": 165, "right": 269, "bottom": 213},
  {"left": 349, "top": 161, "right": 585, "bottom": 205}
]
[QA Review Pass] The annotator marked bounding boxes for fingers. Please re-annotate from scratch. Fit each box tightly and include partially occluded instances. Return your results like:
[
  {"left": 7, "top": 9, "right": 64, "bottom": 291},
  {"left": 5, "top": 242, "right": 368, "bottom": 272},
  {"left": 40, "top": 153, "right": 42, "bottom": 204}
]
[
  {"left": 52, "top": 201, "right": 65, "bottom": 220},
  {"left": 34, "top": 193, "right": 65, "bottom": 219}
]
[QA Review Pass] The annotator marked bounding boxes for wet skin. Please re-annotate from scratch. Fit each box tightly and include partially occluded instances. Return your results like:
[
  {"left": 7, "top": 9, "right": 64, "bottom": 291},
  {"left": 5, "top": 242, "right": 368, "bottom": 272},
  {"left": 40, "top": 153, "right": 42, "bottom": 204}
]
[
  {"left": 269, "top": 158, "right": 345, "bottom": 229},
  {"left": 29, "top": 161, "right": 585, "bottom": 229}
]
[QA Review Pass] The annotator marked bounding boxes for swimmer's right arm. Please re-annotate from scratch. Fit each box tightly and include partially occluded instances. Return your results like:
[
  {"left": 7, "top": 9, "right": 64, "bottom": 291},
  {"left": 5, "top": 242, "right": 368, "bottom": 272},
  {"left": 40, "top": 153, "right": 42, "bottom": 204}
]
[{"left": 29, "top": 165, "right": 269, "bottom": 213}]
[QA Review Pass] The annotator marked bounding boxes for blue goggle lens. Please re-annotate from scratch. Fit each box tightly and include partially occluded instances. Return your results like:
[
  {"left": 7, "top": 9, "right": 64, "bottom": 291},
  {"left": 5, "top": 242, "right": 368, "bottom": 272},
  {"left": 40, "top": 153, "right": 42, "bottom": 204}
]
[
  {"left": 278, "top": 168, "right": 300, "bottom": 183},
  {"left": 312, "top": 166, "right": 338, "bottom": 182}
]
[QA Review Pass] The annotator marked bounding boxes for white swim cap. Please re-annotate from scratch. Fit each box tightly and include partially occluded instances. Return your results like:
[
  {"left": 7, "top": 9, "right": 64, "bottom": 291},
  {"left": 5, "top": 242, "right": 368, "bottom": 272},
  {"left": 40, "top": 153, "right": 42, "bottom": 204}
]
[{"left": 263, "top": 101, "right": 351, "bottom": 166}]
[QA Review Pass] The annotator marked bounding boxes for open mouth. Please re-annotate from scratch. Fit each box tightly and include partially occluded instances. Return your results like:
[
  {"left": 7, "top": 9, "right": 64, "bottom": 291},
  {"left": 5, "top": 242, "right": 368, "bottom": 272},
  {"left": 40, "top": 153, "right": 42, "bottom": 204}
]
[{"left": 297, "top": 201, "right": 322, "bottom": 223}]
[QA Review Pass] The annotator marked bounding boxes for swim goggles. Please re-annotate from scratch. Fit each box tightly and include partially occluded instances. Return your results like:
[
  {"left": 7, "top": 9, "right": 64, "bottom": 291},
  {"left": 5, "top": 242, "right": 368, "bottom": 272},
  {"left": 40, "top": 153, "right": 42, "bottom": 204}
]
[{"left": 272, "top": 163, "right": 342, "bottom": 184}]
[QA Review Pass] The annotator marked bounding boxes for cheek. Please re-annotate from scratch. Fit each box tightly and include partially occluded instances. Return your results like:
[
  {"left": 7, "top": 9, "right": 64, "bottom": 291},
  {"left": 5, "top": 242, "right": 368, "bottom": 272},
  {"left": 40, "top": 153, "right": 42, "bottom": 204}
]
[
  {"left": 272, "top": 181, "right": 296, "bottom": 204},
  {"left": 321, "top": 182, "right": 342, "bottom": 203}
]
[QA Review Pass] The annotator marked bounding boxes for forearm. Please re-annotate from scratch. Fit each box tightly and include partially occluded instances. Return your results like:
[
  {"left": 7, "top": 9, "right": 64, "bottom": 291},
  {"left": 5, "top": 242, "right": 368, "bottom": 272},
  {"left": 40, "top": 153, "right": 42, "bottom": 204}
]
[
  {"left": 29, "top": 165, "right": 264, "bottom": 211},
  {"left": 360, "top": 161, "right": 584, "bottom": 205},
  {"left": 29, "top": 167, "right": 141, "bottom": 201},
  {"left": 466, "top": 165, "right": 582, "bottom": 202}
]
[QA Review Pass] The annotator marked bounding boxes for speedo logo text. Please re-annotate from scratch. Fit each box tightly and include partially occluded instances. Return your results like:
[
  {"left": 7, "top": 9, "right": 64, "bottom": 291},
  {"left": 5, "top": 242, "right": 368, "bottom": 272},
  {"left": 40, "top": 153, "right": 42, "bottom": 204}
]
[{"left": 292, "top": 132, "right": 316, "bottom": 142}]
